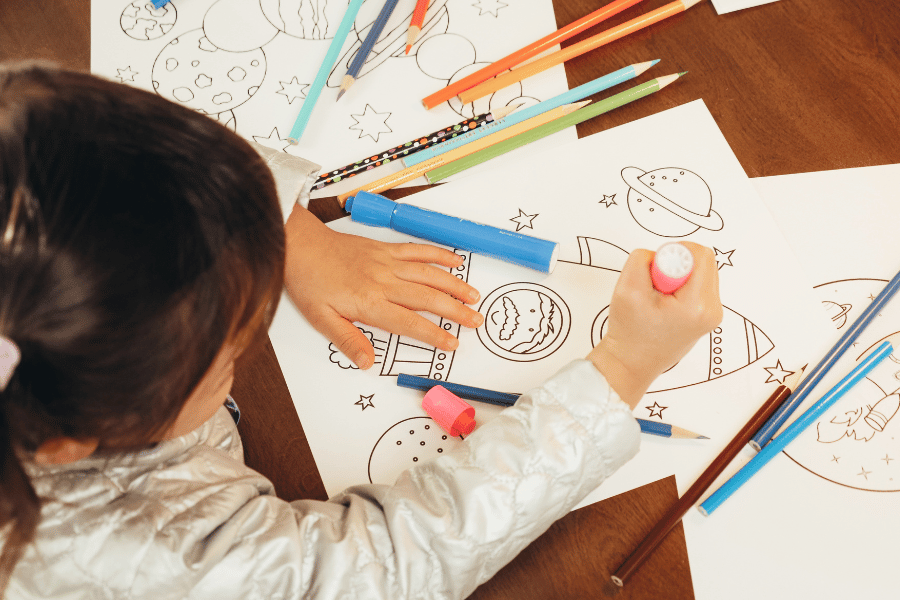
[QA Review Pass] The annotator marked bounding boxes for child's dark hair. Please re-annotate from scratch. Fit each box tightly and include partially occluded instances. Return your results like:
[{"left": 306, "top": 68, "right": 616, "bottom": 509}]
[{"left": 0, "top": 63, "right": 285, "bottom": 587}]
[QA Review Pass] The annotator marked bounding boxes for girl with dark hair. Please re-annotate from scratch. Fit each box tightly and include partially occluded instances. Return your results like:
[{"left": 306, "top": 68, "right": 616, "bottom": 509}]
[{"left": 0, "top": 63, "right": 723, "bottom": 599}]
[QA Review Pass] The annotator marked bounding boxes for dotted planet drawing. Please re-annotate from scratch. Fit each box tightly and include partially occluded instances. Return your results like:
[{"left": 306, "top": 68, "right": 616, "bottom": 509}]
[
  {"left": 621, "top": 167, "right": 724, "bottom": 237},
  {"left": 368, "top": 417, "right": 464, "bottom": 484}
]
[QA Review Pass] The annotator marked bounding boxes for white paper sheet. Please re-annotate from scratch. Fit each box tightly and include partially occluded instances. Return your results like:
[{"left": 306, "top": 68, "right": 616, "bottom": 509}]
[
  {"left": 711, "top": 0, "right": 781, "bottom": 14},
  {"left": 91, "top": 0, "right": 575, "bottom": 188},
  {"left": 270, "top": 100, "right": 834, "bottom": 525},
  {"left": 681, "top": 165, "right": 900, "bottom": 600}
]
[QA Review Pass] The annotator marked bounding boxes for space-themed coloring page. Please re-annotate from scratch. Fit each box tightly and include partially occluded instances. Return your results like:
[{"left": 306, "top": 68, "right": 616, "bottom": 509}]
[
  {"left": 91, "top": 0, "right": 575, "bottom": 187},
  {"left": 269, "top": 100, "right": 835, "bottom": 509}
]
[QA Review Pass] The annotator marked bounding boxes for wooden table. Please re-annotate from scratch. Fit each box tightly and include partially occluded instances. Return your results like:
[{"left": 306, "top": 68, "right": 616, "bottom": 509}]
[{"left": 2, "top": 1, "right": 898, "bottom": 598}]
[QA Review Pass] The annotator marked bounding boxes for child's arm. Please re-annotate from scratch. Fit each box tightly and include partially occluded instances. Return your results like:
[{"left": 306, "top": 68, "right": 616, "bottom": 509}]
[{"left": 284, "top": 203, "right": 484, "bottom": 370}]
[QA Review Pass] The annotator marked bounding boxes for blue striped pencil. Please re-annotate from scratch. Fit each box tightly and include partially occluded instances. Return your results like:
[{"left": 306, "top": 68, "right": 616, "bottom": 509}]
[
  {"left": 700, "top": 341, "right": 893, "bottom": 516},
  {"left": 288, "top": 0, "right": 366, "bottom": 143},
  {"left": 402, "top": 60, "right": 659, "bottom": 168},
  {"left": 396, "top": 374, "right": 707, "bottom": 440},
  {"left": 750, "top": 269, "right": 900, "bottom": 450},
  {"left": 337, "top": 0, "right": 402, "bottom": 101}
]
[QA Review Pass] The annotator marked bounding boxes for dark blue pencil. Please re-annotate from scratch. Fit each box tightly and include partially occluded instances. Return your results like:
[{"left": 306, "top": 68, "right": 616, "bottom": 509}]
[
  {"left": 337, "top": 0, "right": 401, "bottom": 101},
  {"left": 750, "top": 268, "right": 900, "bottom": 450},
  {"left": 396, "top": 374, "right": 708, "bottom": 440}
]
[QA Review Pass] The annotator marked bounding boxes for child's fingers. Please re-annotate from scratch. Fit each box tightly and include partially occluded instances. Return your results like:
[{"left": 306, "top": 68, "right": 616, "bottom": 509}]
[
  {"left": 393, "top": 261, "right": 481, "bottom": 305},
  {"left": 390, "top": 242, "right": 465, "bottom": 268},
  {"left": 364, "top": 300, "right": 461, "bottom": 352},
  {"left": 615, "top": 249, "right": 656, "bottom": 294},
  {"left": 383, "top": 279, "right": 484, "bottom": 330},
  {"left": 314, "top": 311, "right": 376, "bottom": 370}
]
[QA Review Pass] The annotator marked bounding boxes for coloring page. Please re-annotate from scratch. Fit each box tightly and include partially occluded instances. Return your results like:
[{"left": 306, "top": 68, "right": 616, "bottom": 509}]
[
  {"left": 91, "top": 0, "right": 576, "bottom": 189},
  {"left": 681, "top": 164, "right": 900, "bottom": 600},
  {"left": 269, "top": 100, "right": 834, "bottom": 517},
  {"left": 711, "top": 0, "right": 782, "bottom": 14}
]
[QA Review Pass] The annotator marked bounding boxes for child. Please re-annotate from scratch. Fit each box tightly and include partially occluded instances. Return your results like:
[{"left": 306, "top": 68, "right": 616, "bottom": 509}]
[{"left": 0, "top": 63, "right": 723, "bottom": 599}]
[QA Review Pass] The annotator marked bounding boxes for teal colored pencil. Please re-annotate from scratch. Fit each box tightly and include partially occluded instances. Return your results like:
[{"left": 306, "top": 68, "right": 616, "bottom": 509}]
[
  {"left": 424, "top": 72, "right": 686, "bottom": 184},
  {"left": 288, "top": 0, "right": 366, "bottom": 144},
  {"left": 403, "top": 60, "right": 659, "bottom": 168},
  {"left": 699, "top": 340, "right": 893, "bottom": 516}
]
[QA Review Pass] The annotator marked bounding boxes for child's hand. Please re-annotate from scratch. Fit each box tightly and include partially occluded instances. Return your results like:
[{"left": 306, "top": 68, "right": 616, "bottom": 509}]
[
  {"left": 586, "top": 242, "right": 723, "bottom": 409},
  {"left": 284, "top": 205, "right": 483, "bottom": 370}
]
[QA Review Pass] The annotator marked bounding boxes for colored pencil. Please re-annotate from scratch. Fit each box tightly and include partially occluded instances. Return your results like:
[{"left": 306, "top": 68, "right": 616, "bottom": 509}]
[
  {"left": 426, "top": 73, "right": 684, "bottom": 185},
  {"left": 336, "top": 101, "right": 588, "bottom": 206},
  {"left": 288, "top": 0, "right": 366, "bottom": 143},
  {"left": 457, "top": 0, "right": 705, "bottom": 106},
  {"left": 337, "top": 0, "right": 401, "bottom": 101},
  {"left": 700, "top": 341, "right": 892, "bottom": 517},
  {"left": 751, "top": 269, "right": 900, "bottom": 450},
  {"left": 610, "top": 366, "right": 805, "bottom": 587},
  {"left": 405, "top": 0, "right": 430, "bottom": 54},
  {"left": 405, "top": 60, "right": 658, "bottom": 169},
  {"left": 396, "top": 374, "right": 707, "bottom": 439},
  {"left": 421, "top": 0, "right": 645, "bottom": 110},
  {"left": 311, "top": 105, "right": 519, "bottom": 193}
]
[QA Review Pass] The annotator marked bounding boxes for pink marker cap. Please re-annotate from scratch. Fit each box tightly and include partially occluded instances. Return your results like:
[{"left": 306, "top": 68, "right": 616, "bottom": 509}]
[
  {"left": 650, "top": 242, "right": 694, "bottom": 294},
  {"left": 422, "top": 385, "right": 476, "bottom": 437}
]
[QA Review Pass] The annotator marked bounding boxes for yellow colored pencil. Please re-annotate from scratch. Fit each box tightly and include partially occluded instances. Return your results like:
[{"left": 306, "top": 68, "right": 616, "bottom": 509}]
[{"left": 336, "top": 100, "right": 588, "bottom": 205}]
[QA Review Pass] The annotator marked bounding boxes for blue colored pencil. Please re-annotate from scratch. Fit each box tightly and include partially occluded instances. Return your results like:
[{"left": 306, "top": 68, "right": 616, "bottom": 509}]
[
  {"left": 288, "top": 0, "right": 366, "bottom": 144},
  {"left": 402, "top": 60, "right": 659, "bottom": 168},
  {"left": 699, "top": 340, "right": 893, "bottom": 516},
  {"left": 337, "top": 0, "right": 402, "bottom": 101},
  {"left": 750, "top": 270, "right": 900, "bottom": 450},
  {"left": 396, "top": 374, "right": 707, "bottom": 440}
]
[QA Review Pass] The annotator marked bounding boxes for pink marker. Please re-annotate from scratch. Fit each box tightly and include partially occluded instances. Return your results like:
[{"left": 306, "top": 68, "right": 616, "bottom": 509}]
[
  {"left": 422, "top": 385, "right": 476, "bottom": 437},
  {"left": 650, "top": 242, "right": 694, "bottom": 294}
]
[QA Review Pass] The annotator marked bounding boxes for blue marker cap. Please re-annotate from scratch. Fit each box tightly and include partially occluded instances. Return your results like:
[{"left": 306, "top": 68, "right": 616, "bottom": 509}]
[{"left": 345, "top": 191, "right": 559, "bottom": 273}]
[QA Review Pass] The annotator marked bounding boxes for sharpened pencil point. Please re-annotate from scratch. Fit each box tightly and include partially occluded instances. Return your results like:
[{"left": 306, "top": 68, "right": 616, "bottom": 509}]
[
  {"left": 405, "top": 44, "right": 412, "bottom": 55},
  {"left": 679, "top": 71, "right": 688, "bottom": 76},
  {"left": 335, "top": 89, "right": 345, "bottom": 102},
  {"left": 698, "top": 435, "right": 710, "bottom": 440},
  {"left": 651, "top": 59, "right": 660, "bottom": 66}
]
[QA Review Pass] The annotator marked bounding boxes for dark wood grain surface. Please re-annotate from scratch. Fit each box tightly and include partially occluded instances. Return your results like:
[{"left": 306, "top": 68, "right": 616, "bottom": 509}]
[{"left": 2, "top": 1, "right": 898, "bottom": 598}]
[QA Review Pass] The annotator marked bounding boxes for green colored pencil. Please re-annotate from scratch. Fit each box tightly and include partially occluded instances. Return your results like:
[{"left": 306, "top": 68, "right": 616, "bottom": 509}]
[{"left": 424, "top": 72, "right": 686, "bottom": 184}]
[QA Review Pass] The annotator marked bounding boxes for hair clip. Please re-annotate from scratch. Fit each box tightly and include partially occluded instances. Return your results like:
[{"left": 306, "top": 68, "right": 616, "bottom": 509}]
[{"left": 0, "top": 336, "right": 21, "bottom": 391}]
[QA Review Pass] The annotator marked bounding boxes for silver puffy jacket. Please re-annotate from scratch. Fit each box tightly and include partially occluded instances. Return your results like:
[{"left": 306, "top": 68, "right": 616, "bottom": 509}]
[{"left": 5, "top": 359, "right": 639, "bottom": 599}]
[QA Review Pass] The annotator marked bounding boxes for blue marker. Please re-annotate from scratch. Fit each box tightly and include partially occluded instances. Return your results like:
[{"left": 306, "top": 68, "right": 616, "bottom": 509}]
[
  {"left": 151, "top": 0, "right": 169, "bottom": 7},
  {"left": 402, "top": 60, "right": 660, "bottom": 168},
  {"left": 344, "top": 191, "right": 559, "bottom": 273}
]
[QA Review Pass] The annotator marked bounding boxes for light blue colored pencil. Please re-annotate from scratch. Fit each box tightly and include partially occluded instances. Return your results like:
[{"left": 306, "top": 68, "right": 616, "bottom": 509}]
[
  {"left": 288, "top": 0, "right": 366, "bottom": 144},
  {"left": 337, "top": 0, "right": 402, "bottom": 101},
  {"left": 750, "top": 269, "right": 900, "bottom": 450},
  {"left": 699, "top": 340, "right": 893, "bottom": 517},
  {"left": 401, "top": 60, "right": 659, "bottom": 168}
]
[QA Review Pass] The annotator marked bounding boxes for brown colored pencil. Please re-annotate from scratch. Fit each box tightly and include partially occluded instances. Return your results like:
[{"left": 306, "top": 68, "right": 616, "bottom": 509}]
[{"left": 610, "top": 365, "right": 806, "bottom": 587}]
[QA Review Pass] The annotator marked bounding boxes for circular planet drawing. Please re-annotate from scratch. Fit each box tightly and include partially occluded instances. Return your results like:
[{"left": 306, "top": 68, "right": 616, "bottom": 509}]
[
  {"left": 621, "top": 166, "right": 724, "bottom": 237},
  {"left": 784, "top": 278, "right": 900, "bottom": 492},
  {"left": 477, "top": 283, "right": 571, "bottom": 362},
  {"left": 121, "top": 1, "right": 177, "bottom": 41},
  {"left": 368, "top": 417, "right": 464, "bottom": 484}
]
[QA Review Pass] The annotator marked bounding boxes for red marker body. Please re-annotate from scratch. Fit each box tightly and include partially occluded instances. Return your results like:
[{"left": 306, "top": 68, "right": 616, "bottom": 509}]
[{"left": 650, "top": 242, "right": 694, "bottom": 294}]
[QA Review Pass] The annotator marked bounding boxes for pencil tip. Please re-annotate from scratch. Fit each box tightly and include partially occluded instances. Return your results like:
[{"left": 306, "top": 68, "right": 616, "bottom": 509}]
[
  {"left": 336, "top": 90, "right": 345, "bottom": 102},
  {"left": 679, "top": 71, "right": 689, "bottom": 77},
  {"left": 405, "top": 44, "right": 412, "bottom": 55},
  {"left": 651, "top": 59, "right": 661, "bottom": 66},
  {"left": 698, "top": 435, "right": 710, "bottom": 440}
]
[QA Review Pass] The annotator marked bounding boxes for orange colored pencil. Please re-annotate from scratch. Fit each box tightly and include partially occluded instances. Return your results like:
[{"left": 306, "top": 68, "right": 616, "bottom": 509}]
[
  {"left": 336, "top": 101, "right": 588, "bottom": 205},
  {"left": 458, "top": 0, "right": 705, "bottom": 106},
  {"left": 405, "top": 0, "right": 430, "bottom": 54},
  {"left": 420, "top": 0, "right": 644, "bottom": 110}
]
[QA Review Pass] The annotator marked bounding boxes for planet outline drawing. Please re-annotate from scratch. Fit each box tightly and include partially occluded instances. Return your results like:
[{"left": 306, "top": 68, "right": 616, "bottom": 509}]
[{"left": 622, "top": 166, "right": 724, "bottom": 237}]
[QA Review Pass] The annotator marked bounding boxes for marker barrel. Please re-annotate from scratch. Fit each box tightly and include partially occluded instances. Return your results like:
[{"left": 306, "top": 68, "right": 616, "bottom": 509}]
[
  {"left": 651, "top": 242, "right": 693, "bottom": 293},
  {"left": 345, "top": 191, "right": 559, "bottom": 273}
]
